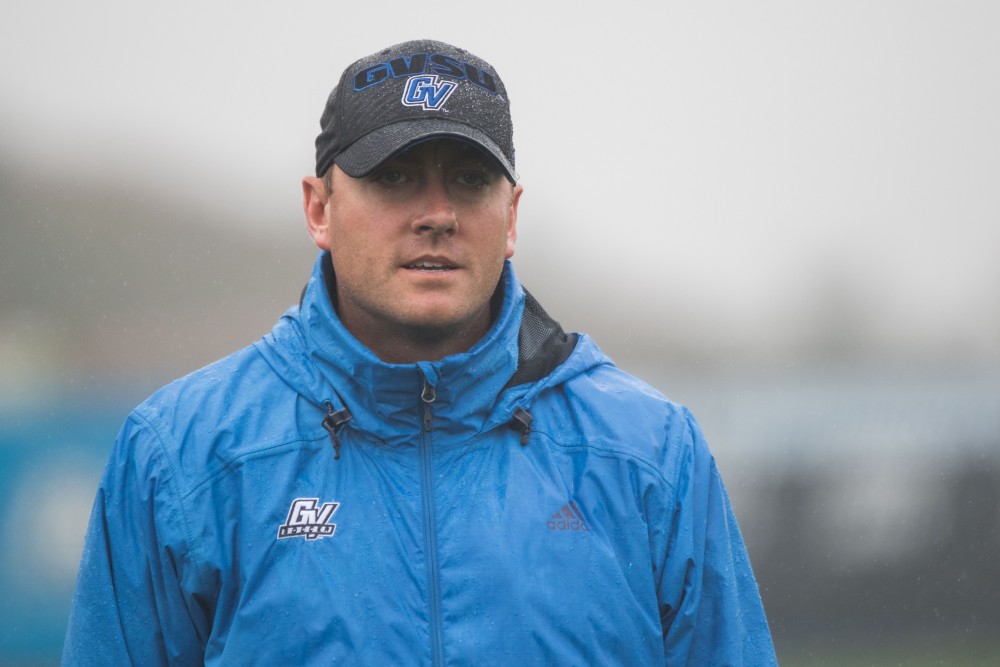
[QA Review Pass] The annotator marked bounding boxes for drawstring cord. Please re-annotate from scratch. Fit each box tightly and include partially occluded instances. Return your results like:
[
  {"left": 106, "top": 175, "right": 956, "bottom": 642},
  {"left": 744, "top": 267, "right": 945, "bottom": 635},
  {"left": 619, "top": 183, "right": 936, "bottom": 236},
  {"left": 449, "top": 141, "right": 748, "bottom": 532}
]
[
  {"left": 510, "top": 407, "right": 533, "bottom": 446},
  {"left": 324, "top": 397, "right": 530, "bottom": 456},
  {"left": 322, "top": 400, "right": 353, "bottom": 460}
]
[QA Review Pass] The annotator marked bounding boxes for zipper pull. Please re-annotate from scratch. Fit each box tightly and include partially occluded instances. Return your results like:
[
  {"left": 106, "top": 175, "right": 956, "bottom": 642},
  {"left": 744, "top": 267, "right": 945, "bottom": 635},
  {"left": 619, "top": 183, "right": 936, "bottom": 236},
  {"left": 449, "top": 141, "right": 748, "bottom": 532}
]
[
  {"left": 421, "top": 379, "right": 436, "bottom": 432},
  {"left": 322, "top": 401, "right": 353, "bottom": 460}
]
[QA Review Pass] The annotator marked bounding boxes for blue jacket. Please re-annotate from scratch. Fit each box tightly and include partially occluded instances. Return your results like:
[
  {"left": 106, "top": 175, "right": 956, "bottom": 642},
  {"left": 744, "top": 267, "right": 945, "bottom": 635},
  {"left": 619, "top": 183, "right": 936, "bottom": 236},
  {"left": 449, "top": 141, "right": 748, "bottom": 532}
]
[{"left": 64, "top": 253, "right": 776, "bottom": 665}]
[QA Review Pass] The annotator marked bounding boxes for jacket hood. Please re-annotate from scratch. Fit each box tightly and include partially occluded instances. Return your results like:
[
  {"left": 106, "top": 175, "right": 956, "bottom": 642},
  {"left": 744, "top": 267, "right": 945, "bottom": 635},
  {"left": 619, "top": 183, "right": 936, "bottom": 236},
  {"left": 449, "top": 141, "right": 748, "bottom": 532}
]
[{"left": 254, "top": 252, "right": 609, "bottom": 445}]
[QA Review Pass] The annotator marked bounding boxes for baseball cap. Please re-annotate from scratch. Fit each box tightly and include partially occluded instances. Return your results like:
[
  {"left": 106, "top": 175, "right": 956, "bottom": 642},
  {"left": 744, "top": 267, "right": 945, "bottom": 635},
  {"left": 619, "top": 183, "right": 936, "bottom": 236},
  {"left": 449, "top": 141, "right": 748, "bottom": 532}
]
[{"left": 315, "top": 39, "right": 516, "bottom": 182}]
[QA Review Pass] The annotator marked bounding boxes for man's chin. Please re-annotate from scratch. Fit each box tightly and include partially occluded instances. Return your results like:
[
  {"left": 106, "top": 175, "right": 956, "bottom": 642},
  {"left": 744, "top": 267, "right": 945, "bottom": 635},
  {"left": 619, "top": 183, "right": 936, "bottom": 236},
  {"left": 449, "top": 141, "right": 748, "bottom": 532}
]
[
  {"left": 398, "top": 312, "right": 468, "bottom": 339},
  {"left": 397, "top": 304, "right": 491, "bottom": 343}
]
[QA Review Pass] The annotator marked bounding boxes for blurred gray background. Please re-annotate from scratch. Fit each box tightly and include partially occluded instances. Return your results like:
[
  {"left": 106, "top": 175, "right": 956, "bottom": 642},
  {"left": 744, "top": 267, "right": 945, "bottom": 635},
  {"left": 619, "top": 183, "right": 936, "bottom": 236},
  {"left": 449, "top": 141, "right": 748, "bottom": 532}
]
[{"left": 2, "top": 1, "right": 998, "bottom": 664}]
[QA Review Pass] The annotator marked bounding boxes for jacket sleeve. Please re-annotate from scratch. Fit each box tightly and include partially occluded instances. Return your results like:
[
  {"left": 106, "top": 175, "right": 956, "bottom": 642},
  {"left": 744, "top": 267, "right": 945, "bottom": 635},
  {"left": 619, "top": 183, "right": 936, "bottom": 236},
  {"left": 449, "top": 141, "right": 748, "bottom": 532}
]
[
  {"left": 62, "top": 413, "right": 206, "bottom": 666},
  {"left": 657, "top": 409, "right": 777, "bottom": 666}
]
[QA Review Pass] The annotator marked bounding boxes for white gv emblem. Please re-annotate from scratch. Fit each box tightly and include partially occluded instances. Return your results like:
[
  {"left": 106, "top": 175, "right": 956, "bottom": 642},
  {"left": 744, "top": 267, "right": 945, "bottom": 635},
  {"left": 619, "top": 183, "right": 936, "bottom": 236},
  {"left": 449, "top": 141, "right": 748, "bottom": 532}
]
[
  {"left": 277, "top": 498, "right": 340, "bottom": 540},
  {"left": 401, "top": 75, "right": 457, "bottom": 111}
]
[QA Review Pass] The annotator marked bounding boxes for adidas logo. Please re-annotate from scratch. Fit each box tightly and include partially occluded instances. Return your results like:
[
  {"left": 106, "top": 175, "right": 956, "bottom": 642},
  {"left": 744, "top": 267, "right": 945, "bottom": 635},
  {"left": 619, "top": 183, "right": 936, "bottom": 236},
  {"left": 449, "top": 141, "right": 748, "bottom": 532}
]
[{"left": 546, "top": 500, "right": 590, "bottom": 532}]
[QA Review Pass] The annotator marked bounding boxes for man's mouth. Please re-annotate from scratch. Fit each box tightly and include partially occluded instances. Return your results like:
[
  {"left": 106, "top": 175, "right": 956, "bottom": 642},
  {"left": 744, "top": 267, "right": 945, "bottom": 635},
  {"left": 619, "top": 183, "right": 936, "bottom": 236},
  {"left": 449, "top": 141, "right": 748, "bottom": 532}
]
[{"left": 404, "top": 260, "right": 458, "bottom": 272}]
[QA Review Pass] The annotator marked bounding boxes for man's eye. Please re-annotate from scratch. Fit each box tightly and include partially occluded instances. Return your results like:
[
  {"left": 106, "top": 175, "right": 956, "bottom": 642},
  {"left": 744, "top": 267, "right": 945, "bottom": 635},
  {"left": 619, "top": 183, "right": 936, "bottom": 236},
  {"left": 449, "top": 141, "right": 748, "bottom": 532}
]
[
  {"left": 456, "top": 171, "right": 487, "bottom": 187},
  {"left": 376, "top": 170, "right": 407, "bottom": 185}
]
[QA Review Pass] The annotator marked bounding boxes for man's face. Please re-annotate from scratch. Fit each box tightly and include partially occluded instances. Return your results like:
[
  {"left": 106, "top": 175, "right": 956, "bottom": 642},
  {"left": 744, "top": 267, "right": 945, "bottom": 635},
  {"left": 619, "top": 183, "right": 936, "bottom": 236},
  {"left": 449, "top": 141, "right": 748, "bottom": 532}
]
[{"left": 304, "top": 139, "right": 521, "bottom": 361}]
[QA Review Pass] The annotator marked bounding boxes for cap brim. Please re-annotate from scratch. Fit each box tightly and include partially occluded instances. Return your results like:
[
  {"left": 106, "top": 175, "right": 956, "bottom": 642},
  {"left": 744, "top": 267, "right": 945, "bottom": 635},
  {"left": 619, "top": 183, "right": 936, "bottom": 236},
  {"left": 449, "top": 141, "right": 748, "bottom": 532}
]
[{"left": 333, "top": 119, "right": 517, "bottom": 182}]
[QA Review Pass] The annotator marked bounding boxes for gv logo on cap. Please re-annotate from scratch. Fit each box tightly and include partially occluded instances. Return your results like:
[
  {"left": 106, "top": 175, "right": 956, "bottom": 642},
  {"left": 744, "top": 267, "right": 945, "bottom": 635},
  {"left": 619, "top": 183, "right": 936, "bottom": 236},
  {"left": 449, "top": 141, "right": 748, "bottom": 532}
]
[{"left": 401, "top": 75, "right": 457, "bottom": 111}]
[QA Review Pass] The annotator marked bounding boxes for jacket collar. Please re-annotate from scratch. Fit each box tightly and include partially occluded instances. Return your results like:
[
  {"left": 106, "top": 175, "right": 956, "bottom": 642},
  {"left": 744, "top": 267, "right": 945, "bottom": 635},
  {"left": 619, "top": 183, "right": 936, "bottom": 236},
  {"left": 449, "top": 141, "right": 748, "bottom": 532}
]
[
  {"left": 257, "top": 252, "right": 592, "bottom": 446},
  {"left": 283, "top": 252, "right": 523, "bottom": 442}
]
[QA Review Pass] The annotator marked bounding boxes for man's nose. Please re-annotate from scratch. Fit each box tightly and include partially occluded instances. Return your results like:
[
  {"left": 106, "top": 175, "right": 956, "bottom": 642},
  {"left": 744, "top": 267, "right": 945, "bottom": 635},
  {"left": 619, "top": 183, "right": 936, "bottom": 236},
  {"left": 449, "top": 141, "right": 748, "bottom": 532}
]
[{"left": 410, "top": 176, "right": 458, "bottom": 236}]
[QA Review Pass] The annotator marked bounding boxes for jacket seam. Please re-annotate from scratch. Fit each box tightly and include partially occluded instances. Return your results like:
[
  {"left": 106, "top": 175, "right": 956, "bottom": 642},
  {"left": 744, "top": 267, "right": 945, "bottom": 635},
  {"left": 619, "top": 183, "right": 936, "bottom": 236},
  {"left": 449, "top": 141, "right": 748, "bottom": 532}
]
[
  {"left": 530, "top": 430, "right": 675, "bottom": 490},
  {"left": 181, "top": 432, "right": 331, "bottom": 500},
  {"left": 129, "top": 410, "right": 206, "bottom": 593},
  {"left": 670, "top": 410, "right": 693, "bottom": 489}
]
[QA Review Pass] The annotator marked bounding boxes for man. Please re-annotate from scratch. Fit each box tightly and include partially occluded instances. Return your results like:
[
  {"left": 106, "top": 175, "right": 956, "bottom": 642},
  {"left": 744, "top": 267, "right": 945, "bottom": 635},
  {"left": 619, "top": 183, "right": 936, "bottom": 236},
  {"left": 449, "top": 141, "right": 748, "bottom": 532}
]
[{"left": 64, "top": 39, "right": 776, "bottom": 665}]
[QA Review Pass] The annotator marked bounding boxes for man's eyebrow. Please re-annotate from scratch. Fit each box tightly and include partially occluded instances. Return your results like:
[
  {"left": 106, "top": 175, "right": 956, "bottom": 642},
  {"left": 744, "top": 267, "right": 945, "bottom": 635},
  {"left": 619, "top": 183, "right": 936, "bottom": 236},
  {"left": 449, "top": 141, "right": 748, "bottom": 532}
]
[{"left": 381, "top": 144, "right": 501, "bottom": 170}]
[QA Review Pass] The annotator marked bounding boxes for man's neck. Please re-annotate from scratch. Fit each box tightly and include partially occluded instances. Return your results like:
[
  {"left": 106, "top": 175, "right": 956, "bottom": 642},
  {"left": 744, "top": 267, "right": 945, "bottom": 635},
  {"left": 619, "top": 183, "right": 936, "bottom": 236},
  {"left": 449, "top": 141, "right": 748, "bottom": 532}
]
[{"left": 342, "top": 313, "right": 492, "bottom": 364}]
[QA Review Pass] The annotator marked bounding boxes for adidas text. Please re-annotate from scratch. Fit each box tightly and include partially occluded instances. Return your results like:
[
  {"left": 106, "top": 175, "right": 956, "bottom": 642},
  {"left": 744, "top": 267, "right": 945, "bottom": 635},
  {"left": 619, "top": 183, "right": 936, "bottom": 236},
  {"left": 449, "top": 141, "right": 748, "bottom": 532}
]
[{"left": 547, "top": 501, "right": 590, "bottom": 531}]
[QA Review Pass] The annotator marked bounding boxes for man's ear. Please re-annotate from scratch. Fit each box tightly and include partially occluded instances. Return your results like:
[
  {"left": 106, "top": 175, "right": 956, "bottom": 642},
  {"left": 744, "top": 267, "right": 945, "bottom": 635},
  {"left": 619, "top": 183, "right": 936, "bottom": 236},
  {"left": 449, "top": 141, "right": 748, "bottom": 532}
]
[
  {"left": 303, "top": 175, "right": 332, "bottom": 251},
  {"left": 505, "top": 183, "right": 523, "bottom": 260}
]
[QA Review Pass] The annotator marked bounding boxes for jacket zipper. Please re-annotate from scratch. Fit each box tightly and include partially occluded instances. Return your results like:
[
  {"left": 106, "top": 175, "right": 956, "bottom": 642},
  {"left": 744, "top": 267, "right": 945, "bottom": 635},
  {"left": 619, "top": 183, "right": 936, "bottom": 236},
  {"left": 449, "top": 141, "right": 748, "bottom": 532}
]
[{"left": 419, "top": 377, "right": 445, "bottom": 667}]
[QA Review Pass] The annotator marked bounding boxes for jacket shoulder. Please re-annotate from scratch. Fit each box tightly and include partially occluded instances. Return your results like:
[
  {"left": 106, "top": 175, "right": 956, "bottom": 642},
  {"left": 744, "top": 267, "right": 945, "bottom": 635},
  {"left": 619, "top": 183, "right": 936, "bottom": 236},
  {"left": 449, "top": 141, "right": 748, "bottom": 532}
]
[
  {"left": 126, "top": 342, "right": 318, "bottom": 488},
  {"left": 136, "top": 344, "right": 268, "bottom": 427},
  {"left": 533, "top": 357, "right": 703, "bottom": 486}
]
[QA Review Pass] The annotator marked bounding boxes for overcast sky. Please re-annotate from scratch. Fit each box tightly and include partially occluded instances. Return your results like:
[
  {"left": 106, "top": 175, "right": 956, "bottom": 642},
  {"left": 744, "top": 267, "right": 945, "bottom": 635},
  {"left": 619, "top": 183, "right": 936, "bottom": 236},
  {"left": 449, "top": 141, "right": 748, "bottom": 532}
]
[{"left": 3, "top": 0, "right": 998, "bottom": 365}]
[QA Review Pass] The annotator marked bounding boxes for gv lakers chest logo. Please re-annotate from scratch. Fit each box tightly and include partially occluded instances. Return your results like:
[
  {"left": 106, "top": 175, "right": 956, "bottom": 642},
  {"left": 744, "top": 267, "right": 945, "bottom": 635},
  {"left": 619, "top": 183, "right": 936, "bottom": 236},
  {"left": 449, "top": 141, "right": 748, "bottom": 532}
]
[{"left": 277, "top": 498, "right": 340, "bottom": 540}]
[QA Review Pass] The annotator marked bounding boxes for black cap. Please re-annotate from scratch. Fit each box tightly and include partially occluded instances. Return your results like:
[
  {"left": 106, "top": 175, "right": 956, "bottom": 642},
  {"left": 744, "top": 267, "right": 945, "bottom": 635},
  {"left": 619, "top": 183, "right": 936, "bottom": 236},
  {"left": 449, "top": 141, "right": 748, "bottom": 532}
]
[{"left": 315, "top": 39, "right": 516, "bottom": 182}]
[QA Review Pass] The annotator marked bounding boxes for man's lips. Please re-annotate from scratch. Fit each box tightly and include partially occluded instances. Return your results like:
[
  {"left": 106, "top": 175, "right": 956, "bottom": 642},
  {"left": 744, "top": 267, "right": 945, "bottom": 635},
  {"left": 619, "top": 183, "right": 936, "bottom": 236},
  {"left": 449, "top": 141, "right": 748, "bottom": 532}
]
[{"left": 402, "top": 258, "right": 460, "bottom": 271}]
